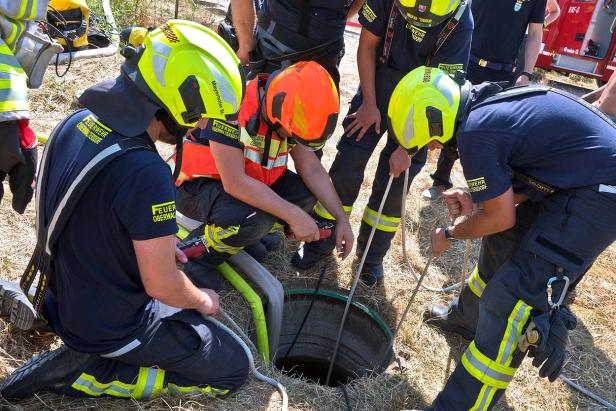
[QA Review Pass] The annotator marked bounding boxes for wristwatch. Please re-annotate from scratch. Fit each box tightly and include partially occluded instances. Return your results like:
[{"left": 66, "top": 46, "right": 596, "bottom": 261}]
[
  {"left": 519, "top": 71, "right": 534, "bottom": 81},
  {"left": 444, "top": 226, "right": 457, "bottom": 241}
]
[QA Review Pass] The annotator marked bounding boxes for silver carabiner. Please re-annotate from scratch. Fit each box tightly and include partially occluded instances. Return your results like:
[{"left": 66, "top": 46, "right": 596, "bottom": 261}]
[{"left": 547, "top": 275, "right": 570, "bottom": 310}]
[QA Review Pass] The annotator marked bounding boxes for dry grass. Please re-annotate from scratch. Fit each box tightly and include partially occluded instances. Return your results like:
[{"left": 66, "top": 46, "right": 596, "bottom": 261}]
[{"left": 1, "top": 2, "right": 615, "bottom": 410}]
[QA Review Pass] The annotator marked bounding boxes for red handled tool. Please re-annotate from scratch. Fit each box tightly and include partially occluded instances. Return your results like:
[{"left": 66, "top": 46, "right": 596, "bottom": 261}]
[
  {"left": 285, "top": 220, "right": 334, "bottom": 240},
  {"left": 178, "top": 236, "right": 207, "bottom": 260}
]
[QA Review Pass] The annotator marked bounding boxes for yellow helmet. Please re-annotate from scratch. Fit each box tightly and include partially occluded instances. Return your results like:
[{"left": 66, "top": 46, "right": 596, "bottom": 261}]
[
  {"left": 388, "top": 66, "right": 464, "bottom": 153},
  {"left": 122, "top": 20, "right": 244, "bottom": 128},
  {"left": 396, "top": 0, "right": 461, "bottom": 27}
]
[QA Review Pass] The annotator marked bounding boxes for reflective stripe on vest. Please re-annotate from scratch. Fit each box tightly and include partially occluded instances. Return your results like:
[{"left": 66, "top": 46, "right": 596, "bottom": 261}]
[
  {"left": 0, "top": 38, "right": 28, "bottom": 120},
  {"left": 175, "top": 76, "right": 289, "bottom": 187}
]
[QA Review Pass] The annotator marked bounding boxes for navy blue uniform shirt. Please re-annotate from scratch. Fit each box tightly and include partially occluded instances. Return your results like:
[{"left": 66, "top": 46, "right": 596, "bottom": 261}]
[
  {"left": 471, "top": 0, "right": 546, "bottom": 65},
  {"left": 457, "top": 91, "right": 616, "bottom": 203},
  {"left": 266, "top": 0, "right": 349, "bottom": 42},
  {"left": 359, "top": 0, "right": 473, "bottom": 73},
  {"left": 43, "top": 110, "right": 178, "bottom": 353}
]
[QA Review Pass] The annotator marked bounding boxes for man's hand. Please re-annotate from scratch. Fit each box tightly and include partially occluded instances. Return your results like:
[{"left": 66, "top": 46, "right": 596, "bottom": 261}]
[
  {"left": 344, "top": 101, "right": 381, "bottom": 142},
  {"left": 515, "top": 74, "right": 531, "bottom": 86},
  {"left": 237, "top": 46, "right": 250, "bottom": 65},
  {"left": 0, "top": 120, "right": 37, "bottom": 214},
  {"left": 389, "top": 145, "right": 411, "bottom": 177},
  {"left": 197, "top": 288, "right": 220, "bottom": 316},
  {"left": 334, "top": 218, "right": 354, "bottom": 260},
  {"left": 174, "top": 237, "right": 188, "bottom": 264},
  {"left": 288, "top": 208, "right": 320, "bottom": 242},
  {"left": 442, "top": 188, "right": 473, "bottom": 219},
  {"left": 431, "top": 228, "right": 451, "bottom": 257}
]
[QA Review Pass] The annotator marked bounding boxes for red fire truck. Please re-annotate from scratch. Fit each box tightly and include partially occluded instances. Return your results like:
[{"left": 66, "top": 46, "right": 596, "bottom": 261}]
[{"left": 536, "top": 0, "right": 616, "bottom": 83}]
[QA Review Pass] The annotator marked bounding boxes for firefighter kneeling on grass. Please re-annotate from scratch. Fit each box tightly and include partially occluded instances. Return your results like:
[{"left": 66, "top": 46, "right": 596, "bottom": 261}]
[
  {"left": 173, "top": 61, "right": 354, "bottom": 290},
  {"left": 0, "top": 21, "right": 252, "bottom": 400},
  {"left": 387, "top": 66, "right": 616, "bottom": 410}
]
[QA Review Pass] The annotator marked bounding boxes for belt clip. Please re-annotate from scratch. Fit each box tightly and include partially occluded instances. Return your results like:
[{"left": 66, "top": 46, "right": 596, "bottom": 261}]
[
  {"left": 547, "top": 271, "right": 570, "bottom": 310},
  {"left": 478, "top": 59, "right": 488, "bottom": 67}
]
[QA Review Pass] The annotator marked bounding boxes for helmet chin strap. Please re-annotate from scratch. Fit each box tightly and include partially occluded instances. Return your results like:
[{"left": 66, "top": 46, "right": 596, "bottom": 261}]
[{"left": 155, "top": 110, "right": 189, "bottom": 180}]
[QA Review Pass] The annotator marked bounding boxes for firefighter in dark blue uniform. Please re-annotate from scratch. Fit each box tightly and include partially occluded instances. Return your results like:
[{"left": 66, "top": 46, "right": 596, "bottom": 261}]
[
  {"left": 0, "top": 21, "right": 250, "bottom": 400},
  {"left": 423, "top": 0, "right": 548, "bottom": 201},
  {"left": 293, "top": 0, "right": 473, "bottom": 286},
  {"left": 230, "top": 0, "right": 365, "bottom": 86},
  {"left": 388, "top": 66, "right": 616, "bottom": 410}
]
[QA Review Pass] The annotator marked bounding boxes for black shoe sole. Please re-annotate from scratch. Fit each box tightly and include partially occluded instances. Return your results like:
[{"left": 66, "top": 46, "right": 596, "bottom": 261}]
[{"left": 0, "top": 346, "right": 68, "bottom": 399}]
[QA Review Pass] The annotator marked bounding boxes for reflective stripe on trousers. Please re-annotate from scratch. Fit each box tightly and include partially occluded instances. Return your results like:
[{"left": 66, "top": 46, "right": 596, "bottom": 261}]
[
  {"left": 313, "top": 201, "right": 352, "bottom": 221},
  {"left": 361, "top": 206, "right": 400, "bottom": 232},
  {"left": 203, "top": 224, "right": 242, "bottom": 255},
  {"left": 461, "top": 300, "right": 531, "bottom": 411},
  {"left": 71, "top": 367, "right": 230, "bottom": 399},
  {"left": 468, "top": 265, "right": 487, "bottom": 298}
]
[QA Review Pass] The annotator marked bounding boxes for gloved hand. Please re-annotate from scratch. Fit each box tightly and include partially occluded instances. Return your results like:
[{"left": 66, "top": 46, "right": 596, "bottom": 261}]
[
  {"left": 528, "top": 306, "right": 577, "bottom": 382},
  {"left": 0, "top": 120, "right": 37, "bottom": 214}
]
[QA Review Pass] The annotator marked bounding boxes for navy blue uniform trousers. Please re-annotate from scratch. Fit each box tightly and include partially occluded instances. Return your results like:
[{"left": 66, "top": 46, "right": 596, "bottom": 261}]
[
  {"left": 305, "top": 64, "right": 428, "bottom": 271},
  {"left": 62, "top": 308, "right": 249, "bottom": 399},
  {"left": 431, "top": 186, "right": 616, "bottom": 410}
]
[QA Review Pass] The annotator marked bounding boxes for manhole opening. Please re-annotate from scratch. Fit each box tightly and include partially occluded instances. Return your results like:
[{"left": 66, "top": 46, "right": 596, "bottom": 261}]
[{"left": 273, "top": 289, "right": 393, "bottom": 388}]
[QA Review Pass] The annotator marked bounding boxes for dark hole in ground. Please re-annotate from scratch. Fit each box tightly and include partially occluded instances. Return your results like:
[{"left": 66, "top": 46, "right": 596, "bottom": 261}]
[
  {"left": 273, "top": 289, "right": 393, "bottom": 388},
  {"left": 275, "top": 355, "right": 354, "bottom": 388}
]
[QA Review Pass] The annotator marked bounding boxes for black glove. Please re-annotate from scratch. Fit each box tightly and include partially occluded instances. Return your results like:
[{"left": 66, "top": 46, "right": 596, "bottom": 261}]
[
  {"left": 528, "top": 306, "right": 577, "bottom": 382},
  {"left": 0, "top": 120, "right": 37, "bottom": 214}
]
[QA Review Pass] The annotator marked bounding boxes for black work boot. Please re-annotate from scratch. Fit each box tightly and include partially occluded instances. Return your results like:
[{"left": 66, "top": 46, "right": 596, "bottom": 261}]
[
  {"left": 291, "top": 244, "right": 328, "bottom": 270},
  {"left": 244, "top": 241, "right": 268, "bottom": 263},
  {"left": 0, "top": 345, "right": 93, "bottom": 399},
  {"left": 0, "top": 280, "right": 39, "bottom": 331},
  {"left": 423, "top": 304, "right": 475, "bottom": 341},
  {"left": 360, "top": 264, "right": 384, "bottom": 288},
  {"left": 260, "top": 232, "right": 283, "bottom": 251}
]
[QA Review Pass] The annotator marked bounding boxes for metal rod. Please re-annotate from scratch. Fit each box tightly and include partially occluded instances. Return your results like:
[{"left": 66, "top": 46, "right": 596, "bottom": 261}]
[
  {"left": 379, "top": 253, "right": 433, "bottom": 368},
  {"left": 325, "top": 174, "right": 395, "bottom": 386},
  {"left": 174, "top": 0, "right": 180, "bottom": 18}
]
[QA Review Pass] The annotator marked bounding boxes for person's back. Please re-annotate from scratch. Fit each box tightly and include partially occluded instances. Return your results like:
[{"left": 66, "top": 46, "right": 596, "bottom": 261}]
[
  {"left": 0, "top": 20, "right": 249, "bottom": 401},
  {"left": 42, "top": 109, "right": 174, "bottom": 353},
  {"left": 458, "top": 89, "right": 616, "bottom": 201}
]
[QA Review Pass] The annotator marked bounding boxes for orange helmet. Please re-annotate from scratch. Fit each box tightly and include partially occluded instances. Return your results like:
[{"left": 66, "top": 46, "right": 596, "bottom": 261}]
[{"left": 264, "top": 61, "right": 339, "bottom": 150}]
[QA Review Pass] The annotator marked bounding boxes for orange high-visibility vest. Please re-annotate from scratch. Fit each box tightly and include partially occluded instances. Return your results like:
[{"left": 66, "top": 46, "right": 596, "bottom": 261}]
[{"left": 172, "top": 74, "right": 289, "bottom": 187}]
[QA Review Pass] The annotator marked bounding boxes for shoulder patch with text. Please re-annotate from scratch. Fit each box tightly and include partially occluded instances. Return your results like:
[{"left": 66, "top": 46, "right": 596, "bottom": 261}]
[
  {"left": 151, "top": 201, "right": 176, "bottom": 223},
  {"left": 407, "top": 24, "right": 426, "bottom": 43},
  {"left": 437, "top": 63, "right": 464, "bottom": 75},
  {"left": 467, "top": 177, "right": 487, "bottom": 193},
  {"left": 76, "top": 115, "right": 111, "bottom": 144},
  {"left": 362, "top": 3, "right": 377, "bottom": 22},
  {"left": 212, "top": 120, "right": 240, "bottom": 140}
]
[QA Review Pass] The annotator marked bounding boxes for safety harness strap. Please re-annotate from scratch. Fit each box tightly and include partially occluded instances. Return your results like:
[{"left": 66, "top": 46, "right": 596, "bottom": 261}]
[
  {"left": 425, "top": 0, "right": 468, "bottom": 66},
  {"left": 380, "top": 0, "right": 468, "bottom": 66},
  {"left": 20, "top": 111, "right": 154, "bottom": 314}
]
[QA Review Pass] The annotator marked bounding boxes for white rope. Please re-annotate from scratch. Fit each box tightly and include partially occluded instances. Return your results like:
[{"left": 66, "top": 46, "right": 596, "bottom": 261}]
[
  {"left": 400, "top": 168, "right": 466, "bottom": 292},
  {"left": 206, "top": 309, "right": 288, "bottom": 411}
]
